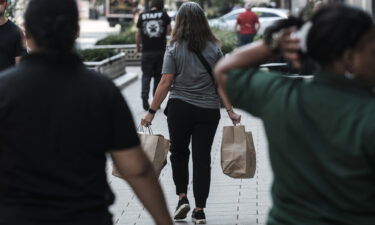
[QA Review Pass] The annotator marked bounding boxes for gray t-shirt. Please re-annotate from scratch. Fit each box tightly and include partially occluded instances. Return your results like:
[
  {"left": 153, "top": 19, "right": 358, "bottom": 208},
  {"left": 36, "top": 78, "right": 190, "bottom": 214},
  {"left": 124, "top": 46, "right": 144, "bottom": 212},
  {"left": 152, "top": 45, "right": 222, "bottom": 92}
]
[{"left": 162, "top": 41, "right": 223, "bottom": 109}]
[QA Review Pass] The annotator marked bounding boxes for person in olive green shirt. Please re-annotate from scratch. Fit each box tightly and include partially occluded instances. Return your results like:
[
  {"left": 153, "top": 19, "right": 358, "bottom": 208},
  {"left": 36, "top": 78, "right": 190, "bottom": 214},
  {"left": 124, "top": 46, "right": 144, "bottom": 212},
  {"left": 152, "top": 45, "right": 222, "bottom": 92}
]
[{"left": 214, "top": 4, "right": 375, "bottom": 225}]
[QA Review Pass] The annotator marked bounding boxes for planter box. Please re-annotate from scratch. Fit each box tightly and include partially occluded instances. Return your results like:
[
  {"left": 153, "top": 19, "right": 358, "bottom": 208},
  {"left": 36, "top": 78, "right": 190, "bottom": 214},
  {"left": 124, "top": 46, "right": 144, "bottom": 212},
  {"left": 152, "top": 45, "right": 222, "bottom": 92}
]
[
  {"left": 84, "top": 52, "right": 127, "bottom": 79},
  {"left": 92, "top": 44, "right": 141, "bottom": 66}
]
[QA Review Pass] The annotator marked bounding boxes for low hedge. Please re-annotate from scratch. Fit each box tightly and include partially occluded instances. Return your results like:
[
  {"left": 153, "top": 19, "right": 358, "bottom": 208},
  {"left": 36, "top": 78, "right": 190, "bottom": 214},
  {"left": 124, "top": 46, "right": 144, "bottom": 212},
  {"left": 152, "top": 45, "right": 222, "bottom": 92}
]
[
  {"left": 213, "top": 29, "right": 263, "bottom": 55},
  {"left": 94, "top": 26, "right": 258, "bottom": 56},
  {"left": 77, "top": 48, "right": 117, "bottom": 62},
  {"left": 212, "top": 28, "right": 237, "bottom": 55},
  {"left": 96, "top": 29, "right": 136, "bottom": 45}
]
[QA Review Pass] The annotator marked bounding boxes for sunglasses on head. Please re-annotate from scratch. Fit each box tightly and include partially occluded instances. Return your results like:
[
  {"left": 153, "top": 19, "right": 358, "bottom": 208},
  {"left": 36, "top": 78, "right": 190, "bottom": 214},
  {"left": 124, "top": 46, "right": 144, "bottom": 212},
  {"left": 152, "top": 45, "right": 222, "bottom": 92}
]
[{"left": 0, "top": 0, "right": 7, "bottom": 4}]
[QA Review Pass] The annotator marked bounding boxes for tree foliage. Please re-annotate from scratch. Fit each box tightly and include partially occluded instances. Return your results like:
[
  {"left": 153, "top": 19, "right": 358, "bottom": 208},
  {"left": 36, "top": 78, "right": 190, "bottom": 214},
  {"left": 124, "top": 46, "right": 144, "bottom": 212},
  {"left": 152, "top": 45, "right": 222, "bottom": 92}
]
[{"left": 5, "top": 0, "right": 16, "bottom": 20}]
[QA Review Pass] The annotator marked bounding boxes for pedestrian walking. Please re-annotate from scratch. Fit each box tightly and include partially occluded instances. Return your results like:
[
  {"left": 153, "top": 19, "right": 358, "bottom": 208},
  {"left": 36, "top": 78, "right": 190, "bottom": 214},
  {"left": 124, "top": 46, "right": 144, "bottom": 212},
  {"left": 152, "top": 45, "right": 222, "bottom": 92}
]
[
  {"left": 141, "top": 2, "right": 241, "bottom": 224},
  {"left": 234, "top": 3, "right": 259, "bottom": 47},
  {"left": 0, "top": 0, "right": 27, "bottom": 72},
  {"left": 0, "top": 0, "right": 173, "bottom": 225},
  {"left": 215, "top": 4, "right": 375, "bottom": 225},
  {"left": 136, "top": 0, "right": 171, "bottom": 111}
]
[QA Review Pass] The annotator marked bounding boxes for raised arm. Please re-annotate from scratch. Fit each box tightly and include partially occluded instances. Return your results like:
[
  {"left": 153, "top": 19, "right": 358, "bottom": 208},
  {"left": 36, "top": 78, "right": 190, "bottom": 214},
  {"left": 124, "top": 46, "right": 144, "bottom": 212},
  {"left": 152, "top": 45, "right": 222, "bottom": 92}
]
[
  {"left": 214, "top": 29, "right": 300, "bottom": 87},
  {"left": 111, "top": 147, "right": 173, "bottom": 225}
]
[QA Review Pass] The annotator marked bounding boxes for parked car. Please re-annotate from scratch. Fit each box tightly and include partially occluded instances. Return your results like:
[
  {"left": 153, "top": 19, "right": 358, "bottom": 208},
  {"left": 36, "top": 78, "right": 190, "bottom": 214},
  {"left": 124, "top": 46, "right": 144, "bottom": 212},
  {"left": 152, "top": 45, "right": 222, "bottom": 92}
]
[{"left": 209, "top": 7, "right": 289, "bottom": 35}]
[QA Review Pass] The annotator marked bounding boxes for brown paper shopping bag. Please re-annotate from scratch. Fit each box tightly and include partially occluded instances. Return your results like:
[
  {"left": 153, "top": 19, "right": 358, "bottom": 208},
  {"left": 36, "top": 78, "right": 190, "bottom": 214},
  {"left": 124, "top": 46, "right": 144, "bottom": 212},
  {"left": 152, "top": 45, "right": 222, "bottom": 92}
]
[
  {"left": 112, "top": 131, "right": 170, "bottom": 178},
  {"left": 221, "top": 125, "right": 256, "bottom": 179}
]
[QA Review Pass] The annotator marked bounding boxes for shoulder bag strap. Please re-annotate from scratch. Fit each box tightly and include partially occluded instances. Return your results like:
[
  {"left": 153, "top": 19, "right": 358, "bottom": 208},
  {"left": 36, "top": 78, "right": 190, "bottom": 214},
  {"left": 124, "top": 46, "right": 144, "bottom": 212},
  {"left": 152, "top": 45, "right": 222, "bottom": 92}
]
[{"left": 194, "top": 51, "right": 216, "bottom": 85}]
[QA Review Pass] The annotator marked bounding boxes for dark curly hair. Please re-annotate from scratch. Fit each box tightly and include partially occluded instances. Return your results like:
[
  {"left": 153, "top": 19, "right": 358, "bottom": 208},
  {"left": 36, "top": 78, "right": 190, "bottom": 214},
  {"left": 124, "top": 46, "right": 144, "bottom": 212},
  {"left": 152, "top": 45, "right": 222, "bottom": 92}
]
[
  {"left": 24, "top": 0, "right": 79, "bottom": 52},
  {"left": 171, "top": 2, "right": 218, "bottom": 52},
  {"left": 264, "top": 3, "right": 374, "bottom": 67},
  {"left": 307, "top": 4, "right": 373, "bottom": 66}
]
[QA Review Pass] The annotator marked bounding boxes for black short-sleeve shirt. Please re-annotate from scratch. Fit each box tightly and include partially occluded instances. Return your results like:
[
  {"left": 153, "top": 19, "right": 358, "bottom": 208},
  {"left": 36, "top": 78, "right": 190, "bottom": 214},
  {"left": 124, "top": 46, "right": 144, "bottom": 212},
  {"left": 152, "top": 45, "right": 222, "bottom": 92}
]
[
  {"left": 0, "top": 20, "right": 27, "bottom": 72},
  {"left": 0, "top": 52, "right": 140, "bottom": 225},
  {"left": 136, "top": 9, "right": 171, "bottom": 52}
]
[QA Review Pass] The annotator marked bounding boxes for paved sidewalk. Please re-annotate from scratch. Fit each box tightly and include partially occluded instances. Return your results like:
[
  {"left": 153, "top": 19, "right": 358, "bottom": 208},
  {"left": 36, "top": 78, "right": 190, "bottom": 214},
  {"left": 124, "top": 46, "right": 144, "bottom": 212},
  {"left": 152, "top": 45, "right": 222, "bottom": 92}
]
[{"left": 107, "top": 68, "right": 274, "bottom": 225}]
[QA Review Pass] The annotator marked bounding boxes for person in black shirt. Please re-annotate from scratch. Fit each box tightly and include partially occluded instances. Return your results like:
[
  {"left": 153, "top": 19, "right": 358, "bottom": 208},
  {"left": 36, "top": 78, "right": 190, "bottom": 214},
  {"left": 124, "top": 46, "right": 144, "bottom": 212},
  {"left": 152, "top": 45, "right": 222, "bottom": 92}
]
[
  {"left": 0, "top": 0, "right": 27, "bottom": 72},
  {"left": 0, "top": 0, "right": 173, "bottom": 225},
  {"left": 136, "top": 0, "right": 171, "bottom": 110}
]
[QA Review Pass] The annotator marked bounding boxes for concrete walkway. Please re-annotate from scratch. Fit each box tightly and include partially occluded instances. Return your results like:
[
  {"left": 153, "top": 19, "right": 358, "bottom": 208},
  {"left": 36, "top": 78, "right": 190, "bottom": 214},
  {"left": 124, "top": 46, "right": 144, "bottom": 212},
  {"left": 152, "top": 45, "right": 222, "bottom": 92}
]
[{"left": 107, "top": 67, "right": 274, "bottom": 225}]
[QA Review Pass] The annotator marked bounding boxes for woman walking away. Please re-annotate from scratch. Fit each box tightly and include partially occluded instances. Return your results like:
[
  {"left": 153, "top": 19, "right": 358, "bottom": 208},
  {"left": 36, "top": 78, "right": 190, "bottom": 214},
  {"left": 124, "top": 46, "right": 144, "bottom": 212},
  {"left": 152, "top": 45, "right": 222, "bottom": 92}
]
[
  {"left": 0, "top": 0, "right": 173, "bottom": 224},
  {"left": 215, "top": 3, "right": 375, "bottom": 225},
  {"left": 141, "top": 2, "right": 241, "bottom": 224}
]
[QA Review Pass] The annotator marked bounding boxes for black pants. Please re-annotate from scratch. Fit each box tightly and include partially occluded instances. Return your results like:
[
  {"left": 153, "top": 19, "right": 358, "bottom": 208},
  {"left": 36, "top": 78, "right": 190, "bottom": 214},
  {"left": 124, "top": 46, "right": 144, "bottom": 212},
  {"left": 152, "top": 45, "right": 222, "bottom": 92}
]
[
  {"left": 166, "top": 99, "right": 220, "bottom": 208},
  {"left": 141, "top": 51, "right": 164, "bottom": 100},
  {"left": 237, "top": 33, "right": 255, "bottom": 47}
]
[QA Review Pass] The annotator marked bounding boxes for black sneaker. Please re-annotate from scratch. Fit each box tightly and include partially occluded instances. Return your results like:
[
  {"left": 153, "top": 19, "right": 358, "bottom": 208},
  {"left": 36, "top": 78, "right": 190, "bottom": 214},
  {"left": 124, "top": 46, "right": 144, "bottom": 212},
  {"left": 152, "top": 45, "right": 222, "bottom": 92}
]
[
  {"left": 192, "top": 209, "right": 206, "bottom": 224},
  {"left": 142, "top": 98, "right": 150, "bottom": 111},
  {"left": 173, "top": 196, "right": 190, "bottom": 220}
]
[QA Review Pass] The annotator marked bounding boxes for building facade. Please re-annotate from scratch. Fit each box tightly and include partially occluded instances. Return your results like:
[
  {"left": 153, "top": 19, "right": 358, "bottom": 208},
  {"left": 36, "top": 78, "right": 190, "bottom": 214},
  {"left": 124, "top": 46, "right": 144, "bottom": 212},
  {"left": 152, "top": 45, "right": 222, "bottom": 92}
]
[{"left": 13, "top": 0, "right": 91, "bottom": 26}]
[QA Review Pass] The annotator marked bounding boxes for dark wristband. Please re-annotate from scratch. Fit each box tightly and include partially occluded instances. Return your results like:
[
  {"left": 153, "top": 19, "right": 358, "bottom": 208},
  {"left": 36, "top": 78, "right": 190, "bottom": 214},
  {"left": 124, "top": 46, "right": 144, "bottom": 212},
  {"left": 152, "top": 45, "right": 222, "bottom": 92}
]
[{"left": 148, "top": 108, "right": 157, "bottom": 114}]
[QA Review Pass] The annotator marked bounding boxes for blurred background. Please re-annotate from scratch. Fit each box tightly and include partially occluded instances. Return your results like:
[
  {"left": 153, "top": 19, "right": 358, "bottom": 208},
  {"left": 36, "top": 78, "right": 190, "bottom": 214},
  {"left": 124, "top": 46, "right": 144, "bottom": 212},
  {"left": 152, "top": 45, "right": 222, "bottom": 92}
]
[
  {"left": 4, "top": 0, "right": 375, "bottom": 71},
  {"left": 6, "top": 0, "right": 374, "bottom": 28}
]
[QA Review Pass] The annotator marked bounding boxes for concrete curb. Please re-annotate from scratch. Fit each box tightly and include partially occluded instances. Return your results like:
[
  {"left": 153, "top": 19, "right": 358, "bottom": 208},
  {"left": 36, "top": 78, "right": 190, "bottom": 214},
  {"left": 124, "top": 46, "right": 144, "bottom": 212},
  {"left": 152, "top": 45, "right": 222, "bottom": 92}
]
[{"left": 113, "top": 72, "right": 139, "bottom": 90}]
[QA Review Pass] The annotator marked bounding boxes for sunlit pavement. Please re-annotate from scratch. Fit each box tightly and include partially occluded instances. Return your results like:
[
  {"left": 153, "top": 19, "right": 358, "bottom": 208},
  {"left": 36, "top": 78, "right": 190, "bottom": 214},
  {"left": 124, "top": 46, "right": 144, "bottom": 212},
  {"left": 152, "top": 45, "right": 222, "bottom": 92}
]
[{"left": 108, "top": 68, "right": 274, "bottom": 225}]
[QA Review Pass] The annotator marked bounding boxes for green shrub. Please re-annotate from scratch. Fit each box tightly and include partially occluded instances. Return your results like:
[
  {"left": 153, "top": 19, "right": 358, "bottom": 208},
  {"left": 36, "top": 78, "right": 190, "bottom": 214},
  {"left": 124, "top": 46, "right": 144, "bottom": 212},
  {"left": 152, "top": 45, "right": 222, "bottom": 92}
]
[
  {"left": 212, "top": 28, "right": 237, "bottom": 55},
  {"left": 5, "top": 1, "right": 15, "bottom": 20},
  {"left": 96, "top": 29, "right": 136, "bottom": 45},
  {"left": 206, "top": 8, "right": 220, "bottom": 19},
  {"left": 212, "top": 29, "right": 264, "bottom": 55},
  {"left": 77, "top": 48, "right": 117, "bottom": 62},
  {"left": 254, "top": 34, "right": 263, "bottom": 42}
]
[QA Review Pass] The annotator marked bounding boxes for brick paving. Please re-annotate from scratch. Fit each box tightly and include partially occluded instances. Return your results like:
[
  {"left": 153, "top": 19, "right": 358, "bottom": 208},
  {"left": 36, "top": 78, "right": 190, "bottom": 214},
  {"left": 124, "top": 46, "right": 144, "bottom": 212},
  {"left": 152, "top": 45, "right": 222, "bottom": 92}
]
[{"left": 107, "top": 67, "right": 274, "bottom": 225}]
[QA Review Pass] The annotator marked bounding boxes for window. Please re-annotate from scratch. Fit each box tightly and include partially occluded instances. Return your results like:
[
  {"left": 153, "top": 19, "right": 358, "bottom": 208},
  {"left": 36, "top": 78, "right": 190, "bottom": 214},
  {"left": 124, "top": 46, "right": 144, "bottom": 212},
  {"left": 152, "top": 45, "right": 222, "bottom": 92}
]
[
  {"left": 259, "top": 12, "right": 280, "bottom": 18},
  {"left": 224, "top": 13, "right": 240, "bottom": 20}
]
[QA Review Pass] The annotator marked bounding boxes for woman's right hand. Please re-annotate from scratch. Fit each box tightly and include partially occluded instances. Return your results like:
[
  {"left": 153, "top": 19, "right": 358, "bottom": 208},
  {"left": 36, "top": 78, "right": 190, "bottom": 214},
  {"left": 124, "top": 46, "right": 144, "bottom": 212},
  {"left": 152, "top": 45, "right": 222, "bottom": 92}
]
[
  {"left": 141, "top": 113, "right": 155, "bottom": 127},
  {"left": 277, "top": 28, "right": 302, "bottom": 68}
]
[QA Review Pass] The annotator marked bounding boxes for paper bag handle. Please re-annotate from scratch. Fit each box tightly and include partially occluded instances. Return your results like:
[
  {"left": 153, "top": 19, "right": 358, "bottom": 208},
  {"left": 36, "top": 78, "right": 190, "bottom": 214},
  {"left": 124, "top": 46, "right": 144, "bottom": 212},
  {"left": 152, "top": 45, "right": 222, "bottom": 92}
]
[{"left": 137, "top": 124, "right": 154, "bottom": 134}]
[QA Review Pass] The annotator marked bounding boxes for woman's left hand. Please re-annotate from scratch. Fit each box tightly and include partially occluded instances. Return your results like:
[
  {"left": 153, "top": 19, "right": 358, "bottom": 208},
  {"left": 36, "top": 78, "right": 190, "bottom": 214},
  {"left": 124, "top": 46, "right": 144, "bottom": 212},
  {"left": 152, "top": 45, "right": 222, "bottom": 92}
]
[{"left": 228, "top": 111, "right": 241, "bottom": 125}]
